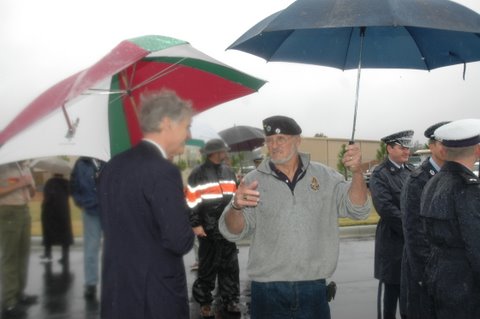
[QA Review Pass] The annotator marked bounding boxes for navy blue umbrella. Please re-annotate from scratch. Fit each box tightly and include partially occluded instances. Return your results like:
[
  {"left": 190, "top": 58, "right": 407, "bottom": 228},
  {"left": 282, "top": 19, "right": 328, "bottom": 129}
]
[{"left": 228, "top": 0, "right": 480, "bottom": 142}]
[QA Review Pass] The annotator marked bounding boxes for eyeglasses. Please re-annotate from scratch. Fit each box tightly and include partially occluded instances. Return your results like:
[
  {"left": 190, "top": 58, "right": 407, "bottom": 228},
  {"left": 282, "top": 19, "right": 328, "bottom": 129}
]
[{"left": 265, "top": 135, "right": 292, "bottom": 146}]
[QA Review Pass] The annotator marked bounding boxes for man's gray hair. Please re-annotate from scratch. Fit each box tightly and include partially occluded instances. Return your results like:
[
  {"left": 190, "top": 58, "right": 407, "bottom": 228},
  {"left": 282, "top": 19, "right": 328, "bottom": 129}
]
[{"left": 139, "top": 89, "right": 193, "bottom": 133}]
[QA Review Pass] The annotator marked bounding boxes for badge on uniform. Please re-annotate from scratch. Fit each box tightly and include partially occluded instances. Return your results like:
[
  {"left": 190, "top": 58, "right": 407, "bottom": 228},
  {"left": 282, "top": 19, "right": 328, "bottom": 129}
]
[{"left": 310, "top": 177, "right": 319, "bottom": 191}]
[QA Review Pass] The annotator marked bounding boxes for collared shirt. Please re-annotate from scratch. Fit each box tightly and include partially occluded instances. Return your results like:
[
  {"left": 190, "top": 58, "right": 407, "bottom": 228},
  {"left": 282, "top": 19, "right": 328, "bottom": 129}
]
[
  {"left": 429, "top": 157, "right": 441, "bottom": 172},
  {"left": 0, "top": 162, "right": 34, "bottom": 206},
  {"left": 388, "top": 157, "right": 404, "bottom": 169},
  {"left": 268, "top": 156, "right": 306, "bottom": 192},
  {"left": 142, "top": 138, "right": 167, "bottom": 159}
]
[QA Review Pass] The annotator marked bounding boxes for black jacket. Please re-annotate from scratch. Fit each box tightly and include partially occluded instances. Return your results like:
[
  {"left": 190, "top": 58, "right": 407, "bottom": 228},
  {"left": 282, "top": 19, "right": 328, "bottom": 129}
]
[
  {"left": 420, "top": 161, "right": 480, "bottom": 318},
  {"left": 41, "top": 175, "right": 73, "bottom": 246},
  {"left": 99, "top": 141, "right": 194, "bottom": 319},
  {"left": 186, "top": 159, "right": 237, "bottom": 238},
  {"left": 369, "top": 159, "right": 412, "bottom": 283},
  {"left": 400, "top": 158, "right": 438, "bottom": 318},
  {"left": 401, "top": 159, "right": 437, "bottom": 283}
]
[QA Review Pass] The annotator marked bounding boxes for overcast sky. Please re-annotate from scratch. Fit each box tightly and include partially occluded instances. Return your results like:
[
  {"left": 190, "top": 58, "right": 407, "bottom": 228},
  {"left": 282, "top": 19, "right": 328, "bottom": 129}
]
[{"left": 1, "top": 0, "right": 479, "bottom": 146}]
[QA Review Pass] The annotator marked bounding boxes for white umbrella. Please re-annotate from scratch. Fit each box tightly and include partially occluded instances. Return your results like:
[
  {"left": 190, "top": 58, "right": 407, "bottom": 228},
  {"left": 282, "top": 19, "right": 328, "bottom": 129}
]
[
  {"left": 30, "top": 157, "right": 73, "bottom": 176},
  {"left": 0, "top": 35, "right": 265, "bottom": 166}
]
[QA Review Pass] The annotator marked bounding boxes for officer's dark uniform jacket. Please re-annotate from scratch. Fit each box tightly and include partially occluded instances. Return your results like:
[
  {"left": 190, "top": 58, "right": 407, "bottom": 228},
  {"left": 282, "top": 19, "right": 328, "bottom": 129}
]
[
  {"left": 369, "top": 159, "right": 412, "bottom": 284},
  {"left": 400, "top": 159, "right": 437, "bottom": 319},
  {"left": 420, "top": 161, "right": 480, "bottom": 318},
  {"left": 185, "top": 159, "right": 240, "bottom": 306},
  {"left": 186, "top": 159, "right": 237, "bottom": 238}
]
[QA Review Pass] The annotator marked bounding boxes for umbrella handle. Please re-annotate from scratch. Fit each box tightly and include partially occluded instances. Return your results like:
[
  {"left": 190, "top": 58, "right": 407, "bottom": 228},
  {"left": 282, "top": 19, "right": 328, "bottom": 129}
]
[
  {"left": 62, "top": 104, "right": 79, "bottom": 139},
  {"left": 350, "top": 27, "right": 366, "bottom": 144}
]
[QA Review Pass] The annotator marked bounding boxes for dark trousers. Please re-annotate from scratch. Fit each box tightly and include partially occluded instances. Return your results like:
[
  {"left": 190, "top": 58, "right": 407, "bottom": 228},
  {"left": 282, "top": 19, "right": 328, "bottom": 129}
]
[
  {"left": 192, "top": 237, "right": 239, "bottom": 306},
  {"left": 383, "top": 283, "right": 400, "bottom": 319},
  {"left": 401, "top": 263, "right": 434, "bottom": 319}
]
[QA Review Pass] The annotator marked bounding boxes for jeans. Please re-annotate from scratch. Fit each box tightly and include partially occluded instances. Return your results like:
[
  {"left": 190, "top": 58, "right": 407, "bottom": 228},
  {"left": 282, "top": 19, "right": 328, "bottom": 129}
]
[
  {"left": 251, "top": 279, "right": 330, "bottom": 319},
  {"left": 0, "top": 205, "right": 31, "bottom": 308},
  {"left": 82, "top": 210, "right": 102, "bottom": 286}
]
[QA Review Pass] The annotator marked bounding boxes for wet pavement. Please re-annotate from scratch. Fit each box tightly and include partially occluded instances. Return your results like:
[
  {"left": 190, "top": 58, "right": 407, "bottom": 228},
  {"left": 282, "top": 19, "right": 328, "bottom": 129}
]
[{"left": 10, "top": 237, "right": 378, "bottom": 319}]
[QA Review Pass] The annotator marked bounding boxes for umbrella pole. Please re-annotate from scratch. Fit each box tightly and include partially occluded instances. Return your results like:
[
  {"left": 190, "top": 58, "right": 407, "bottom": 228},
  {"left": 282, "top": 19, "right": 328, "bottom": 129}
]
[
  {"left": 62, "top": 104, "right": 78, "bottom": 139},
  {"left": 350, "top": 27, "right": 366, "bottom": 145}
]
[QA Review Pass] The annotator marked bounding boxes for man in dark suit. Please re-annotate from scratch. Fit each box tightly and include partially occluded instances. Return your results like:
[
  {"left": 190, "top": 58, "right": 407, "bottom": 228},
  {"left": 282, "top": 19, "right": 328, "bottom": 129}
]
[{"left": 99, "top": 90, "right": 195, "bottom": 319}]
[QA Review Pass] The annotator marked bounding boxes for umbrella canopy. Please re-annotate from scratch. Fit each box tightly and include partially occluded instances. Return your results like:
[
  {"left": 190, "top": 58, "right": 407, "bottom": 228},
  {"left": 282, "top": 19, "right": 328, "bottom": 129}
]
[
  {"left": 218, "top": 125, "right": 265, "bottom": 152},
  {"left": 0, "top": 35, "right": 266, "bottom": 165},
  {"left": 187, "top": 118, "right": 223, "bottom": 147},
  {"left": 228, "top": 0, "right": 480, "bottom": 141},
  {"left": 29, "top": 157, "right": 73, "bottom": 176}
]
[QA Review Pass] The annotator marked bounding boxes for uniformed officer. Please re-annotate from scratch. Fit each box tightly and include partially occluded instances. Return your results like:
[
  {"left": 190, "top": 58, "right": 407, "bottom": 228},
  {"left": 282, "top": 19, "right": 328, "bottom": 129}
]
[
  {"left": 420, "top": 118, "right": 480, "bottom": 319},
  {"left": 400, "top": 122, "right": 449, "bottom": 319},
  {"left": 369, "top": 129, "right": 414, "bottom": 319}
]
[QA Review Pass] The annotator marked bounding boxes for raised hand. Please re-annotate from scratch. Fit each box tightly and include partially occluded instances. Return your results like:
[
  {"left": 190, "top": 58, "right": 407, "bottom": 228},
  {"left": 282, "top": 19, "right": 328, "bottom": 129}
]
[
  {"left": 233, "top": 179, "right": 259, "bottom": 209},
  {"left": 343, "top": 143, "right": 363, "bottom": 174}
]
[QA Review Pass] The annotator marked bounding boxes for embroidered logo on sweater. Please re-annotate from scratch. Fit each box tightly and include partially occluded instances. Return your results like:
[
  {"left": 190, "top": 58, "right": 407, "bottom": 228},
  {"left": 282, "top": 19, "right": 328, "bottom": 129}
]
[{"left": 310, "top": 177, "right": 319, "bottom": 191}]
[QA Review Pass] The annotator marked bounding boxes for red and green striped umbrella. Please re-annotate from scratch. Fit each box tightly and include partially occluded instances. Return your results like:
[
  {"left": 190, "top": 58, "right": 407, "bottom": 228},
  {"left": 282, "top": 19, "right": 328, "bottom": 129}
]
[{"left": 0, "top": 35, "right": 266, "bottom": 164}]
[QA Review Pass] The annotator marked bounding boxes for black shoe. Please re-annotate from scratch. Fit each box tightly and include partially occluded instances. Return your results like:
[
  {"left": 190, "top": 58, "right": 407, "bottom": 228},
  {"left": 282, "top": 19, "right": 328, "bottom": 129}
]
[
  {"left": 2, "top": 305, "right": 26, "bottom": 318},
  {"left": 84, "top": 285, "right": 96, "bottom": 300},
  {"left": 18, "top": 294, "right": 38, "bottom": 306},
  {"left": 225, "top": 301, "right": 241, "bottom": 313},
  {"left": 58, "top": 258, "right": 69, "bottom": 265}
]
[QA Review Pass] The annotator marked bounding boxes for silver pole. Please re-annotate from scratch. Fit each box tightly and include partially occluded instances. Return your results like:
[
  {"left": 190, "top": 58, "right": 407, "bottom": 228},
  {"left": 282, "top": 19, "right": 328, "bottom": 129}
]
[{"left": 350, "top": 27, "right": 366, "bottom": 144}]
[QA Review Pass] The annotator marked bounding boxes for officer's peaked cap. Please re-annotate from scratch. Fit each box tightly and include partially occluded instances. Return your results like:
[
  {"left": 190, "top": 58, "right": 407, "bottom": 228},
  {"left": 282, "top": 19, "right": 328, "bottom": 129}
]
[
  {"left": 434, "top": 118, "right": 480, "bottom": 147},
  {"left": 381, "top": 130, "right": 414, "bottom": 148},
  {"left": 424, "top": 121, "right": 451, "bottom": 139}
]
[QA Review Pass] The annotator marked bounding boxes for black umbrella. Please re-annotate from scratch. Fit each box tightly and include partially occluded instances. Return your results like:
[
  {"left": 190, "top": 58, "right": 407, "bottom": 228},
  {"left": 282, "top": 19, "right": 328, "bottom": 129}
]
[
  {"left": 218, "top": 125, "right": 265, "bottom": 152},
  {"left": 228, "top": 0, "right": 480, "bottom": 142}
]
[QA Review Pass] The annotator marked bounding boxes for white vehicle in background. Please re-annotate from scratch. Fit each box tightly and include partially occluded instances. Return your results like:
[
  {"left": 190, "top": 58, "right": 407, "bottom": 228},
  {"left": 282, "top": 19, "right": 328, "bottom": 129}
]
[
  {"left": 411, "top": 151, "right": 478, "bottom": 177},
  {"left": 408, "top": 149, "right": 431, "bottom": 168}
]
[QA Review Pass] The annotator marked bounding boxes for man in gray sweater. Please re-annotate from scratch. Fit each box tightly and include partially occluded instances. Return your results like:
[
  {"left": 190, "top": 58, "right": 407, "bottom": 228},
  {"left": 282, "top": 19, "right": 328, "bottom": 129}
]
[{"left": 219, "top": 115, "right": 371, "bottom": 319}]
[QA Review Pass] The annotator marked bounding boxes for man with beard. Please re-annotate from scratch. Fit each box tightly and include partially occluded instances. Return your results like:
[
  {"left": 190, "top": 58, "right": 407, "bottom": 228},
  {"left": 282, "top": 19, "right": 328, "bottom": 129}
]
[
  {"left": 400, "top": 122, "right": 449, "bottom": 319},
  {"left": 219, "top": 115, "right": 371, "bottom": 319}
]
